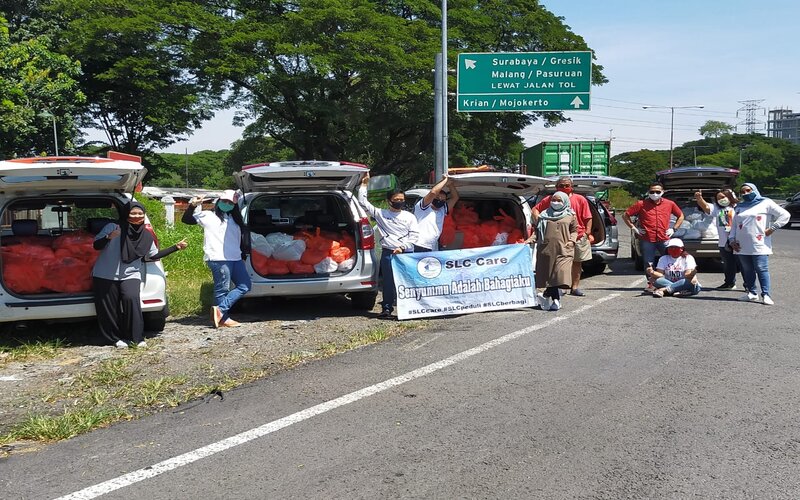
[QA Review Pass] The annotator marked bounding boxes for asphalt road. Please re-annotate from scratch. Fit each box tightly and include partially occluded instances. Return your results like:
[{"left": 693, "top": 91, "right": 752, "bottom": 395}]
[{"left": 3, "top": 229, "right": 800, "bottom": 499}]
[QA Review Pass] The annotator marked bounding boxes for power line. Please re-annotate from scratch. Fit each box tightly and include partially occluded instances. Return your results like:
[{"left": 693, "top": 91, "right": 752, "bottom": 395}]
[{"left": 736, "top": 99, "right": 766, "bottom": 134}]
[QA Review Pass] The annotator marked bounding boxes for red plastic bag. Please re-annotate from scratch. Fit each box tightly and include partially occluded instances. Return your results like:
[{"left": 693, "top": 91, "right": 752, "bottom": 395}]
[
  {"left": 2, "top": 258, "right": 46, "bottom": 293},
  {"left": 301, "top": 249, "right": 328, "bottom": 265},
  {"left": 340, "top": 232, "right": 357, "bottom": 254},
  {"left": 493, "top": 208, "right": 517, "bottom": 234},
  {"left": 440, "top": 215, "right": 456, "bottom": 246},
  {"left": 251, "top": 250, "right": 271, "bottom": 275},
  {"left": 329, "top": 246, "right": 352, "bottom": 264},
  {"left": 508, "top": 229, "right": 524, "bottom": 244},
  {"left": 42, "top": 258, "right": 93, "bottom": 293},
  {"left": 478, "top": 220, "right": 500, "bottom": 247},
  {"left": 452, "top": 205, "right": 480, "bottom": 227},
  {"left": 267, "top": 259, "right": 291, "bottom": 275},
  {"left": 461, "top": 226, "right": 482, "bottom": 248},
  {"left": 288, "top": 261, "right": 315, "bottom": 274}
]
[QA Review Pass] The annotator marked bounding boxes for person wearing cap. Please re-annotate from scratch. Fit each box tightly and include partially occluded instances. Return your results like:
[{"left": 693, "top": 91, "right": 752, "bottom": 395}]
[
  {"left": 622, "top": 182, "right": 685, "bottom": 292},
  {"left": 650, "top": 238, "right": 701, "bottom": 298},
  {"left": 413, "top": 175, "right": 459, "bottom": 252},
  {"left": 532, "top": 176, "right": 593, "bottom": 296},
  {"left": 183, "top": 190, "right": 251, "bottom": 328},
  {"left": 728, "top": 182, "right": 790, "bottom": 305}
]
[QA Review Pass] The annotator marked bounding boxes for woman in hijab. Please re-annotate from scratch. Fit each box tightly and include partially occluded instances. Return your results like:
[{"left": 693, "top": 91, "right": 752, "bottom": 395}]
[
  {"left": 93, "top": 201, "right": 188, "bottom": 348},
  {"left": 529, "top": 190, "right": 577, "bottom": 311},
  {"left": 728, "top": 183, "right": 790, "bottom": 305}
]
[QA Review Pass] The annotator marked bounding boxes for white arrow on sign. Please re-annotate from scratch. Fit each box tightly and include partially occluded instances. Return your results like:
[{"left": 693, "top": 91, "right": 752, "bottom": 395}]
[
  {"left": 464, "top": 59, "right": 476, "bottom": 69},
  {"left": 570, "top": 96, "right": 584, "bottom": 108}
]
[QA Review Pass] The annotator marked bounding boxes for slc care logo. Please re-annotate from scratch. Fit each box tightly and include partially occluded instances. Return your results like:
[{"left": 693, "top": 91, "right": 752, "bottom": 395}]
[{"left": 417, "top": 257, "right": 442, "bottom": 279}]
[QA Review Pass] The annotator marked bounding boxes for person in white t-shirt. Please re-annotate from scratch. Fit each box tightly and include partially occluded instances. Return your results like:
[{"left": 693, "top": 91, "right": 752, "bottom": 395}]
[
  {"left": 728, "top": 183, "right": 790, "bottom": 305},
  {"left": 183, "top": 190, "right": 252, "bottom": 328},
  {"left": 650, "top": 238, "right": 701, "bottom": 298},
  {"left": 694, "top": 188, "right": 739, "bottom": 289},
  {"left": 412, "top": 175, "right": 459, "bottom": 252}
]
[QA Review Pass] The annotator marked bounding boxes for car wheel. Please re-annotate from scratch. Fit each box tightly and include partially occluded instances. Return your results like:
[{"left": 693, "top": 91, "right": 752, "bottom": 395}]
[
  {"left": 582, "top": 260, "right": 606, "bottom": 275},
  {"left": 350, "top": 291, "right": 378, "bottom": 310},
  {"left": 143, "top": 306, "right": 168, "bottom": 333},
  {"left": 632, "top": 244, "right": 644, "bottom": 271}
]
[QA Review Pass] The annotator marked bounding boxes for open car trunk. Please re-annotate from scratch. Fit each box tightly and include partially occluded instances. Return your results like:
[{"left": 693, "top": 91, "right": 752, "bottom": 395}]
[
  {"left": 436, "top": 173, "right": 549, "bottom": 250},
  {"left": 562, "top": 175, "right": 631, "bottom": 245},
  {"left": 245, "top": 193, "right": 362, "bottom": 277},
  {"left": 0, "top": 196, "right": 121, "bottom": 296}
]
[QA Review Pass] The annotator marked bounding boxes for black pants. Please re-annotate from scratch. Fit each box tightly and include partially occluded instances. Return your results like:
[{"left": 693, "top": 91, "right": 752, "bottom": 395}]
[{"left": 93, "top": 277, "right": 143, "bottom": 344}]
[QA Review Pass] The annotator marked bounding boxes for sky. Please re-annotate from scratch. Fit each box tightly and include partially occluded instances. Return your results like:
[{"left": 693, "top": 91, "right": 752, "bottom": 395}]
[{"left": 149, "top": 0, "right": 800, "bottom": 157}]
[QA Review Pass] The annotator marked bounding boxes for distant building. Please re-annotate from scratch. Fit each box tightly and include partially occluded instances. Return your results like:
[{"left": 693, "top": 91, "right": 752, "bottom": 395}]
[{"left": 767, "top": 109, "right": 800, "bottom": 145}]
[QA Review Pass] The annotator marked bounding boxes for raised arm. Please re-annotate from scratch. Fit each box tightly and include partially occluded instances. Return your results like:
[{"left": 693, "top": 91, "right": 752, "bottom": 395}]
[
  {"left": 694, "top": 190, "right": 711, "bottom": 214},
  {"left": 356, "top": 173, "right": 379, "bottom": 218}
]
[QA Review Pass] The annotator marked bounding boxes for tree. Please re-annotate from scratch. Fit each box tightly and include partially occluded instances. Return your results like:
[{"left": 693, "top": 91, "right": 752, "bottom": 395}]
[
  {"left": 0, "top": 15, "right": 85, "bottom": 158},
  {"left": 47, "top": 0, "right": 225, "bottom": 154},
  {"left": 191, "top": 0, "right": 605, "bottom": 181},
  {"left": 699, "top": 120, "right": 734, "bottom": 139},
  {"left": 610, "top": 149, "right": 669, "bottom": 196}
]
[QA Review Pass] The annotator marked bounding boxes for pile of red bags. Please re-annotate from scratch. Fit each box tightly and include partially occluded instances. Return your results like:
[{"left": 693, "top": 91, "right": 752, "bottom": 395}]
[
  {"left": 440, "top": 206, "right": 525, "bottom": 249},
  {"left": 251, "top": 228, "right": 357, "bottom": 276},
  {"left": 1, "top": 231, "right": 99, "bottom": 294}
]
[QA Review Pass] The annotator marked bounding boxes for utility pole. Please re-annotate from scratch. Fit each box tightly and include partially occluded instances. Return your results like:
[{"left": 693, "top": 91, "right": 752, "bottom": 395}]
[
  {"left": 433, "top": 0, "right": 449, "bottom": 183},
  {"left": 185, "top": 148, "right": 189, "bottom": 188}
]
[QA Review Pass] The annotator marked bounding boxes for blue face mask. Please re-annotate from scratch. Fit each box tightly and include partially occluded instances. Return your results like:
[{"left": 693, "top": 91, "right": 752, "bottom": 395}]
[
  {"left": 218, "top": 201, "right": 235, "bottom": 213},
  {"left": 742, "top": 192, "right": 756, "bottom": 202}
]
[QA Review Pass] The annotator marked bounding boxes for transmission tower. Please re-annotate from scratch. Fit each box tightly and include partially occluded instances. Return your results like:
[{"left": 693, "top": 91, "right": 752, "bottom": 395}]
[{"left": 736, "top": 99, "right": 766, "bottom": 134}]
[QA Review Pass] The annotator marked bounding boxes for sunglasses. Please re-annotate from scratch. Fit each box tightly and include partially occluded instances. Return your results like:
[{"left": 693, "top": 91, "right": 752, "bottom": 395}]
[
  {"left": 649, "top": 190, "right": 663, "bottom": 194},
  {"left": 556, "top": 184, "right": 572, "bottom": 188}
]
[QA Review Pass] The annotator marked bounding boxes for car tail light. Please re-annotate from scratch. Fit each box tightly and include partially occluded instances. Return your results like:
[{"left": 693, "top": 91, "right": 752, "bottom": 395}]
[
  {"left": 358, "top": 217, "right": 375, "bottom": 250},
  {"left": 145, "top": 223, "right": 159, "bottom": 247},
  {"left": 142, "top": 299, "right": 164, "bottom": 305}
]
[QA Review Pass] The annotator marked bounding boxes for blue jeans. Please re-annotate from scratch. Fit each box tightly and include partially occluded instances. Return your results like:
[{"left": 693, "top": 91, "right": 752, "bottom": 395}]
[
  {"left": 379, "top": 250, "right": 396, "bottom": 312},
  {"left": 641, "top": 240, "right": 667, "bottom": 271},
  {"left": 737, "top": 254, "right": 770, "bottom": 296},
  {"left": 654, "top": 277, "right": 701, "bottom": 296},
  {"left": 719, "top": 245, "right": 739, "bottom": 285},
  {"left": 207, "top": 260, "right": 252, "bottom": 321}
]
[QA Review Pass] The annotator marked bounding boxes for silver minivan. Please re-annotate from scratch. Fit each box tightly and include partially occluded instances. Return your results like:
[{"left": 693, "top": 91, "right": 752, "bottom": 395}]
[
  {"left": 234, "top": 160, "right": 379, "bottom": 309},
  {"left": 0, "top": 155, "right": 170, "bottom": 331}
]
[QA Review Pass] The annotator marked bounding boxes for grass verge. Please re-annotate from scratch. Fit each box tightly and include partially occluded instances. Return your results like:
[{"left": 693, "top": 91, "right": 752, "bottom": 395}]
[{"left": 0, "top": 338, "right": 68, "bottom": 366}]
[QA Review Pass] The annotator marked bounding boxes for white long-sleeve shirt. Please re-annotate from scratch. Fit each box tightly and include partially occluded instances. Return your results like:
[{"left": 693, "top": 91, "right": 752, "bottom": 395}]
[
  {"left": 357, "top": 186, "right": 419, "bottom": 251},
  {"left": 728, "top": 199, "right": 790, "bottom": 255}
]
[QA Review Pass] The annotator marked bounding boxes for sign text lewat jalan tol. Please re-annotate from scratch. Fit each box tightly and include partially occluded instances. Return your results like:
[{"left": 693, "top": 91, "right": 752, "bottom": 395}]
[{"left": 456, "top": 51, "right": 592, "bottom": 112}]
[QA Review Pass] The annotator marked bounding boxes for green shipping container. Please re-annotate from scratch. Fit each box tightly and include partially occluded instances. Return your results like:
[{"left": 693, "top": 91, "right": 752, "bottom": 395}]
[{"left": 520, "top": 141, "right": 610, "bottom": 177}]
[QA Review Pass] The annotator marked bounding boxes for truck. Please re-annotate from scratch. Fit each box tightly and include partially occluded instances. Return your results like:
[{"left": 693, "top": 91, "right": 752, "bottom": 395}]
[{"left": 520, "top": 141, "right": 610, "bottom": 178}]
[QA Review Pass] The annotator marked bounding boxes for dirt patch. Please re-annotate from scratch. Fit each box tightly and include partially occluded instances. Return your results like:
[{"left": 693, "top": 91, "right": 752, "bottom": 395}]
[{"left": 0, "top": 294, "right": 432, "bottom": 455}]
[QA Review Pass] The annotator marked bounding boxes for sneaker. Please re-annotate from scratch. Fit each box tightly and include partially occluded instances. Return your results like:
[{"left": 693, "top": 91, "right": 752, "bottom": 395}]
[
  {"left": 738, "top": 292, "right": 759, "bottom": 302},
  {"left": 549, "top": 299, "right": 561, "bottom": 311},
  {"left": 135, "top": 341, "right": 147, "bottom": 348},
  {"left": 652, "top": 289, "right": 664, "bottom": 298},
  {"left": 114, "top": 340, "right": 128, "bottom": 349},
  {"left": 643, "top": 284, "right": 656, "bottom": 294},
  {"left": 537, "top": 294, "right": 552, "bottom": 311},
  {"left": 377, "top": 309, "right": 393, "bottom": 319},
  {"left": 222, "top": 319, "right": 242, "bottom": 327},
  {"left": 211, "top": 306, "right": 222, "bottom": 328},
  {"left": 569, "top": 289, "right": 586, "bottom": 297},
  {"left": 716, "top": 282, "right": 736, "bottom": 290},
  {"left": 673, "top": 290, "right": 692, "bottom": 297},
  {"left": 762, "top": 294, "right": 774, "bottom": 306}
]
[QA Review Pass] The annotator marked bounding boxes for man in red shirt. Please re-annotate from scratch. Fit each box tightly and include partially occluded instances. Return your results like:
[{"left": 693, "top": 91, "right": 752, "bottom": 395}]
[
  {"left": 622, "top": 181, "right": 685, "bottom": 290},
  {"left": 532, "top": 176, "right": 594, "bottom": 296}
]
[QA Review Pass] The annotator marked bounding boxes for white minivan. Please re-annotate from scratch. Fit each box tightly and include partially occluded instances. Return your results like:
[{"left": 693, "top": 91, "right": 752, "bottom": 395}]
[
  {"left": 0, "top": 154, "right": 170, "bottom": 331},
  {"left": 234, "top": 160, "right": 379, "bottom": 309}
]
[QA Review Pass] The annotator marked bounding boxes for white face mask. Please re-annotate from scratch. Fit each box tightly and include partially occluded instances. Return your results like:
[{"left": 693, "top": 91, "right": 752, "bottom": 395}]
[
  {"left": 648, "top": 192, "right": 663, "bottom": 202},
  {"left": 550, "top": 201, "right": 565, "bottom": 211},
  {"left": 717, "top": 197, "right": 730, "bottom": 207}
]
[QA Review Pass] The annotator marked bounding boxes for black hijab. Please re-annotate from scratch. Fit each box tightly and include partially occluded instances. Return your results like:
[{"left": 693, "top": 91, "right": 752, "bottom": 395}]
[{"left": 120, "top": 201, "right": 154, "bottom": 263}]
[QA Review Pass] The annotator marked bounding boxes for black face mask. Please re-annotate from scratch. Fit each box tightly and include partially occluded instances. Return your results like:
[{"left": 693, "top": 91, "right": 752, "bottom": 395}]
[
  {"left": 390, "top": 201, "right": 405, "bottom": 209},
  {"left": 432, "top": 199, "right": 446, "bottom": 209}
]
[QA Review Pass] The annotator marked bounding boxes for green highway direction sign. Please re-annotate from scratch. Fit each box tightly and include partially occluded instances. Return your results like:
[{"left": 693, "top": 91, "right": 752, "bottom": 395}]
[{"left": 456, "top": 51, "right": 592, "bottom": 112}]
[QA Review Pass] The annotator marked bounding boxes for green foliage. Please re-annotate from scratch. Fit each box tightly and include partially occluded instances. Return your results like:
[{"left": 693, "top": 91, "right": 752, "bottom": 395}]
[
  {"left": 0, "top": 15, "right": 85, "bottom": 158},
  {"left": 699, "top": 120, "right": 735, "bottom": 139},
  {"left": 610, "top": 149, "right": 668, "bottom": 195},
  {"left": 148, "top": 150, "right": 228, "bottom": 188}
]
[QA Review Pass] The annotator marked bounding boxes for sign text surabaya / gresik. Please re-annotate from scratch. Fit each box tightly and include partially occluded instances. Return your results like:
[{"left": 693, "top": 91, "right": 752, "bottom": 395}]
[{"left": 489, "top": 55, "right": 585, "bottom": 89}]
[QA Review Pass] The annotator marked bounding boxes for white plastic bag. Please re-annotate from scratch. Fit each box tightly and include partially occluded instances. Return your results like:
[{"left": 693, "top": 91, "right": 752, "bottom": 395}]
[
  {"left": 314, "top": 257, "right": 339, "bottom": 273},
  {"left": 337, "top": 257, "right": 355, "bottom": 272},
  {"left": 265, "top": 232, "right": 294, "bottom": 247},
  {"left": 492, "top": 232, "right": 508, "bottom": 246},
  {"left": 272, "top": 239, "right": 306, "bottom": 261},
  {"left": 250, "top": 233, "right": 274, "bottom": 257}
]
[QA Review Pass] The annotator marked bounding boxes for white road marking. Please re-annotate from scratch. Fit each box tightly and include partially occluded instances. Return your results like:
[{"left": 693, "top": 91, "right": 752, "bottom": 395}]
[{"left": 56, "top": 293, "right": 622, "bottom": 500}]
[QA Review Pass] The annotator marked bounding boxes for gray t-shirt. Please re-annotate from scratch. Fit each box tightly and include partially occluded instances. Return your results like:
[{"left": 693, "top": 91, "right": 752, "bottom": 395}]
[{"left": 92, "top": 223, "right": 158, "bottom": 281}]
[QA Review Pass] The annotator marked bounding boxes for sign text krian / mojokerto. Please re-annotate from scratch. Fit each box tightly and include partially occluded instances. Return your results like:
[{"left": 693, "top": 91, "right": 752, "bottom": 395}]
[{"left": 457, "top": 51, "right": 592, "bottom": 112}]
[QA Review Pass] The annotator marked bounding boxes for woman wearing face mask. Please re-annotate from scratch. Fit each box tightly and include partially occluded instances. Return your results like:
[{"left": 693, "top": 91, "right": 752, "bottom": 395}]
[
  {"left": 413, "top": 175, "right": 459, "bottom": 252},
  {"left": 694, "top": 189, "right": 739, "bottom": 289},
  {"left": 728, "top": 183, "right": 790, "bottom": 305},
  {"left": 357, "top": 173, "right": 419, "bottom": 319},
  {"left": 93, "top": 202, "right": 188, "bottom": 348},
  {"left": 527, "top": 190, "right": 577, "bottom": 311},
  {"left": 650, "top": 238, "right": 701, "bottom": 298},
  {"left": 183, "top": 190, "right": 252, "bottom": 327}
]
